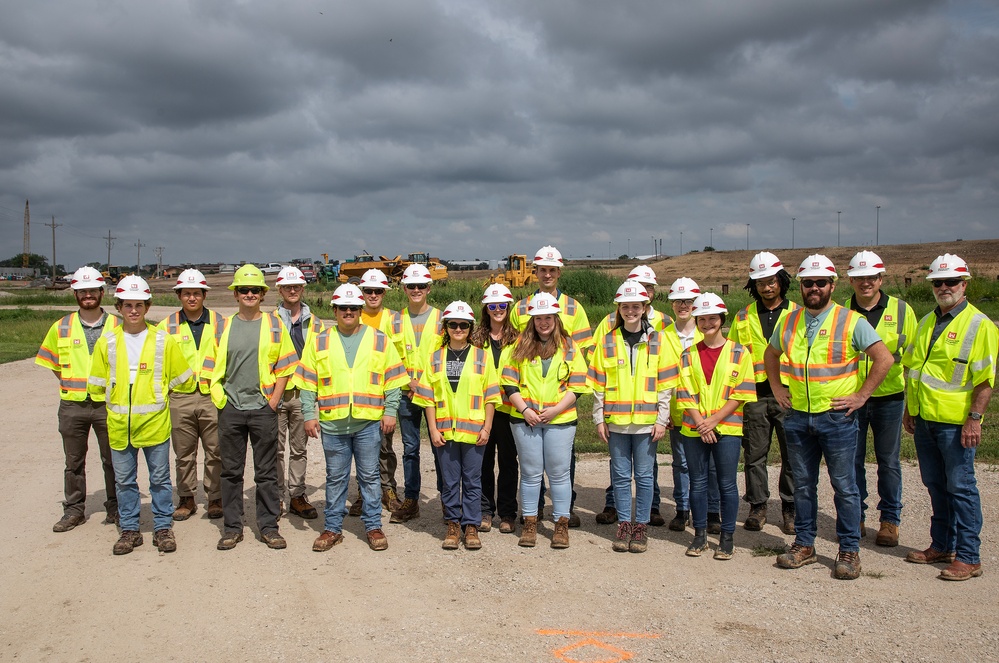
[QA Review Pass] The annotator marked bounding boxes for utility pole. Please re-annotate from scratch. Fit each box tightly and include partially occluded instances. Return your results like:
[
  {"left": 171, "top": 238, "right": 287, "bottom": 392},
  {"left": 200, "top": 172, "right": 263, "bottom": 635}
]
[
  {"left": 104, "top": 230, "right": 117, "bottom": 271},
  {"left": 45, "top": 216, "right": 61, "bottom": 282},
  {"left": 745, "top": 224, "right": 750, "bottom": 251},
  {"left": 791, "top": 217, "right": 795, "bottom": 249},
  {"left": 154, "top": 246, "right": 165, "bottom": 278},
  {"left": 710, "top": 227, "right": 713, "bottom": 248},
  {"left": 876, "top": 205, "right": 881, "bottom": 246},
  {"left": 679, "top": 231, "right": 683, "bottom": 256},
  {"left": 22, "top": 200, "right": 30, "bottom": 268},
  {"left": 135, "top": 239, "right": 145, "bottom": 276},
  {"left": 837, "top": 211, "right": 841, "bottom": 247}
]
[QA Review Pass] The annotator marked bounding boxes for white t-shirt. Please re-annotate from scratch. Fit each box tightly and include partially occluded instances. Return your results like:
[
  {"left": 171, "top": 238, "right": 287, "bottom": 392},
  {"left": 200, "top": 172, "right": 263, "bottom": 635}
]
[{"left": 124, "top": 329, "right": 148, "bottom": 385}]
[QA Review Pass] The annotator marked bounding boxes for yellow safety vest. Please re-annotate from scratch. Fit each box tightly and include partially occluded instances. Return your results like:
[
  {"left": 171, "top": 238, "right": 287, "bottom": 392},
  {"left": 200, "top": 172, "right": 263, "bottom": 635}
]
[
  {"left": 854, "top": 295, "right": 915, "bottom": 397},
  {"left": 157, "top": 309, "right": 228, "bottom": 395},
  {"left": 728, "top": 301, "right": 799, "bottom": 384},
  {"left": 413, "top": 346, "right": 502, "bottom": 443},
  {"left": 662, "top": 321, "right": 703, "bottom": 425},
  {"left": 591, "top": 307, "right": 672, "bottom": 342},
  {"left": 510, "top": 292, "right": 594, "bottom": 353},
  {"left": 399, "top": 307, "right": 443, "bottom": 386},
  {"left": 295, "top": 325, "right": 409, "bottom": 421},
  {"left": 501, "top": 340, "right": 591, "bottom": 425},
  {"left": 903, "top": 303, "right": 998, "bottom": 425},
  {"left": 474, "top": 342, "right": 517, "bottom": 415},
  {"left": 588, "top": 328, "right": 679, "bottom": 426},
  {"left": 774, "top": 305, "right": 864, "bottom": 413},
  {"left": 87, "top": 323, "right": 196, "bottom": 450},
  {"left": 676, "top": 340, "right": 757, "bottom": 437},
  {"left": 35, "top": 311, "right": 120, "bottom": 401},
  {"left": 202, "top": 312, "right": 298, "bottom": 409}
]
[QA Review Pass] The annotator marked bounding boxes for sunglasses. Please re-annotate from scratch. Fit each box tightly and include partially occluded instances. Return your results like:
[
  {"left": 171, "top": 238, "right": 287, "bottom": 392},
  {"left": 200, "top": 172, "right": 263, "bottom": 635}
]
[
  {"left": 405, "top": 283, "right": 430, "bottom": 291},
  {"left": 361, "top": 288, "right": 383, "bottom": 296},
  {"left": 931, "top": 279, "right": 962, "bottom": 288},
  {"left": 487, "top": 303, "right": 509, "bottom": 311},
  {"left": 236, "top": 287, "right": 263, "bottom": 295},
  {"left": 800, "top": 279, "right": 831, "bottom": 289},
  {"left": 336, "top": 305, "right": 361, "bottom": 312},
  {"left": 446, "top": 321, "right": 471, "bottom": 331}
]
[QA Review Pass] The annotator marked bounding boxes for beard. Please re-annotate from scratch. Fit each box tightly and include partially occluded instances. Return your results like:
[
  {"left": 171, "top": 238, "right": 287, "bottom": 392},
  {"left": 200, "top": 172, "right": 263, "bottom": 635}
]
[{"left": 803, "top": 288, "right": 832, "bottom": 311}]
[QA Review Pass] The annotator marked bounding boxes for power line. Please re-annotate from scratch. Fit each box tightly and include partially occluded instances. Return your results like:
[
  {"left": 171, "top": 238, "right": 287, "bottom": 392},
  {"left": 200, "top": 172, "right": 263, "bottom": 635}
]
[{"left": 45, "top": 216, "right": 61, "bottom": 281}]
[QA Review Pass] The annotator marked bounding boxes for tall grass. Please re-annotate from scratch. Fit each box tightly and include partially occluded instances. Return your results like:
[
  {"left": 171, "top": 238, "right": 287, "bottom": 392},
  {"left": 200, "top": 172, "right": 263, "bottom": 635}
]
[{"left": 0, "top": 309, "right": 60, "bottom": 363}]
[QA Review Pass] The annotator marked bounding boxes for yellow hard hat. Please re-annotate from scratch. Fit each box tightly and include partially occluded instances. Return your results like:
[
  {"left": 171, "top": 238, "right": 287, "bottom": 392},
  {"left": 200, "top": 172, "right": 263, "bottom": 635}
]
[{"left": 229, "top": 264, "right": 269, "bottom": 291}]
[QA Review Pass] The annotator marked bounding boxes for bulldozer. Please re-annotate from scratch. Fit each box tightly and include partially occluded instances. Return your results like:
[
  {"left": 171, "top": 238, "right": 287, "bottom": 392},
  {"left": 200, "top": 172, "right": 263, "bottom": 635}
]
[
  {"left": 487, "top": 254, "right": 537, "bottom": 289},
  {"left": 336, "top": 251, "right": 448, "bottom": 284}
]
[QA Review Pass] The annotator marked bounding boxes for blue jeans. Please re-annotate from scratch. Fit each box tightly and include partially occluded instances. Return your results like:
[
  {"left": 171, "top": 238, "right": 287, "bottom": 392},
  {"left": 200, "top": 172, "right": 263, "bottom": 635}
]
[
  {"left": 399, "top": 393, "right": 442, "bottom": 501},
  {"left": 321, "top": 421, "right": 383, "bottom": 533},
  {"left": 913, "top": 417, "right": 981, "bottom": 564},
  {"left": 608, "top": 432, "right": 657, "bottom": 524},
  {"left": 855, "top": 399, "right": 904, "bottom": 525},
  {"left": 670, "top": 428, "right": 719, "bottom": 512},
  {"left": 784, "top": 409, "right": 861, "bottom": 552},
  {"left": 435, "top": 441, "right": 485, "bottom": 527},
  {"left": 512, "top": 422, "right": 575, "bottom": 520},
  {"left": 111, "top": 440, "right": 174, "bottom": 532},
  {"left": 603, "top": 460, "right": 661, "bottom": 511},
  {"left": 684, "top": 435, "right": 742, "bottom": 533}
]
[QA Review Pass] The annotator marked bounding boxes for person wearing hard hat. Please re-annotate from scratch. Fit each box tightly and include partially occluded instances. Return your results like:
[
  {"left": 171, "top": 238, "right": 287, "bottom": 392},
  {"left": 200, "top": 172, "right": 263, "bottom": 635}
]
[
  {"left": 845, "top": 251, "right": 916, "bottom": 548},
  {"left": 413, "top": 300, "right": 501, "bottom": 551},
  {"left": 469, "top": 283, "right": 521, "bottom": 534},
  {"left": 589, "top": 281, "right": 678, "bottom": 553},
  {"left": 676, "top": 293, "right": 756, "bottom": 560},
  {"left": 389, "top": 263, "right": 443, "bottom": 524},
  {"left": 502, "top": 292, "right": 591, "bottom": 549},
  {"left": 88, "top": 275, "right": 197, "bottom": 554},
  {"left": 765, "top": 254, "right": 893, "bottom": 580},
  {"left": 157, "top": 268, "right": 226, "bottom": 522},
  {"left": 202, "top": 264, "right": 298, "bottom": 551},
  {"left": 662, "top": 277, "right": 720, "bottom": 532},
  {"left": 296, "top": 284, "right": 408, "bottom": 552},
  {"left": 901, "top": 253, "right": 997, "bottom": 581},
  {"left": 273, "top": 265, "right": 324, "bottom": 521},
  {"left": 508, "top": 245, "right": 593, "bottom": 527},
  {"left": 728, "top": 251, "right": 798, "bottom": 535},
  {"left": 35, "top": 266, "right": 121, "bottom": 532}
]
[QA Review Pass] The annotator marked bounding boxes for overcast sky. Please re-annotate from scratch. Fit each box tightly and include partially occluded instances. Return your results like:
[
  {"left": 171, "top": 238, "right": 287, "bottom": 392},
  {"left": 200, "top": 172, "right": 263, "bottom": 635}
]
[{"left": 1, "top": 0, "right": 997, "bottom": 270}]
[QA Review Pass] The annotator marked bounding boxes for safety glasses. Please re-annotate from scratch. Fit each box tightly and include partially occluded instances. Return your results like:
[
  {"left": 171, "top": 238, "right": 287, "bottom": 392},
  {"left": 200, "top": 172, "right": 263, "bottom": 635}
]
[
  {"left": 931, "top": 279, "right": 962, "bottom": 288},
  {"left": 236, "top": 287, "right": 263, "bottom": 295},
  {"left": 800, "top": 279, "right": 831, "bottom": 289},
  {"left": 405, "top": 283, "right": 430, "bottom": 291},
  {"left": 336, "top": 305, "right": 361, "bottom": 312},
  {"left": 446, "top": 321, "right": 471, "bottom": 331},
  {"left": 361, "top": 288, "right": 383, "bottom": 296},
  {"left": 487, "top": 303, "right": 509, "bottom": 311}
]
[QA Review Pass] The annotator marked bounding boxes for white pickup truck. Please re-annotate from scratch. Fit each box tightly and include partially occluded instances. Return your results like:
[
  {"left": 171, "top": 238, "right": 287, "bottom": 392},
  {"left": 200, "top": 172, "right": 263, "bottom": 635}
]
[{"left": 261, "top": 262, "right": 284, "bottom": 274}]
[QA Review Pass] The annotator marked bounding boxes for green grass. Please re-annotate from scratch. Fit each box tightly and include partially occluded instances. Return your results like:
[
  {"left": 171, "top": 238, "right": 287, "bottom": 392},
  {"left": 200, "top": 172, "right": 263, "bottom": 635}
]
[
  {"left": 0, "top": 291, "right": 177, "bottom": 307},
  {"left": 751, "top": 544, "right": 787, "bottom": 557},
  {"left": 0, "top": 309, "right": 61, "bottom": 363}
]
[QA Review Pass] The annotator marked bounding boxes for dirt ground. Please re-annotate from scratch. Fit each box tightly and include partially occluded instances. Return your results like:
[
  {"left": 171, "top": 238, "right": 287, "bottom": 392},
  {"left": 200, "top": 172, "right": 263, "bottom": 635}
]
[{"left": 2, "top": 357, "right": 998, "bottom": 662}]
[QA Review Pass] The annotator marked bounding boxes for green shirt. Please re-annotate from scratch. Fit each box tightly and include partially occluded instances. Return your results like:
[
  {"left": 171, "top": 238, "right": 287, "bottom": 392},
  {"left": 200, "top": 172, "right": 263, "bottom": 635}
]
[{"left": 223, "top": 317, "right": 268, "bottom": 410}]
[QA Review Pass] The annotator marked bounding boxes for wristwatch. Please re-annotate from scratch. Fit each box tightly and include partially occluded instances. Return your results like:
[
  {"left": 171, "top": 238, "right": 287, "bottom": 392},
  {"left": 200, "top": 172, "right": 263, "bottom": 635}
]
[{"left": 969, "top": 411, "right": 983, "bottom": 422}]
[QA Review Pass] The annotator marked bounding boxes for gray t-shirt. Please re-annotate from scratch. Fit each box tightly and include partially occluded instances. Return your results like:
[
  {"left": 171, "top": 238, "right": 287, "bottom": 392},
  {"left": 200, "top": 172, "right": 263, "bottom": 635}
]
[
  {"left": 80, "top": 312, "right": 109, "bottom": 354},
  {"left": 223, "top": 317, "right": 268, "bottom": 410},
  {"left": 769, "top": 304, "right": 881, "bottom": 352}
]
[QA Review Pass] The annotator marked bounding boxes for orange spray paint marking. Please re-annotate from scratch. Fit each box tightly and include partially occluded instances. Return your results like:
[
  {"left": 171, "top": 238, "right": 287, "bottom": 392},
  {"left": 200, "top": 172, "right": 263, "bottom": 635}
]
[{"left": 537, "top": 629, "right": 661, "bottom": 663}]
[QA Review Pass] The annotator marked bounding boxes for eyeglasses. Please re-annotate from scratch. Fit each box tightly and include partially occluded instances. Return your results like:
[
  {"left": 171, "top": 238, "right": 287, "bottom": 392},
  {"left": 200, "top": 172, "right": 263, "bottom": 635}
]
[
  {"left": 487, "top": 303, "right": 509, "bottom": 311},
  {"left": 931, "top": 279, "right": 962, "bottom": 288},
  {"left": 852, "top": 275, "right": 881, "bottom": 283},
  {"left": 361, "top": 288, "right": 383, "bottom": 296},
  {"left": 800, "top": 279, "right": 831, "bottom": 289},
  {"left": 673, "top": 299, "right": 695, "bottom": 307},
  {"left": 446, "top": 321, "right": 471, "bottom": 331},
  {"left": 756, "top": 278, "right": 778, "bottom": 288},
  {"left": 336, "top": 305, "right": 361, "bottom": 312},
  {"left": 236, "top": 287, "right": 263, "bottom": 295},
  {"left": 405, "top": 283, "right": 430, "bottom": 291}
]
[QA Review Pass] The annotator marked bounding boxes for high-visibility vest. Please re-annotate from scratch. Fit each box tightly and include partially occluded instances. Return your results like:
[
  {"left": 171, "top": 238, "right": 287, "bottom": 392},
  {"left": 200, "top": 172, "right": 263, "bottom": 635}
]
[
  {"left": 364, "top": 307, "right": 404, "bottom": 356},
  {"left": 474, "top": 341, "right": 517, "bottom": 415},
  {"left": 591, "top": 307, "right": 672, "bottom": 343},
  {"left": 275, "top": 305, "right": 326, "bottom": 358},
  {"left": 676, "top": 340, "right": 757, "bottom": 437},
  {"left": 854, "top": 295, "right": 915, "bottom": 397},
  {"left": 728, "top": 300, "right": 799, "bottom": 384},
  {"left": 510, "top": 291, "right": 594, "bottom": 353},
  {"left": 399, "top": 307, "right": 443, "bottom": 387},
  {"left": 774, "top": 304, "right": 864, "bottom": 413},
  {"left": 413, "top": 346, "right": 502, "bottom": 443},
  {"left": 87, "top": 323, "right": 196, "bottom": 450},
  {"left": 35, "top": 311, "right": 120, "bottom": 401},
  {"left": 295, "top": 325, "right": 409, "bottom": 422},
  {"left": 157, "top": 309, "right": 227, "bottom": 395},
  {"left": 202, "top": 311, "right": 298, "bottom": 409},
  {"left": 588, "top": 328, "right": 679, "bottom": 426},
  {"left": 500, "top": 340, "right": 591, "bottom": 425},
  {"left": 903, "top": 303, "right": 998, "bottom": 425},
  {"left": 662, "top": 321, "right": 703, "bottom": 425}
]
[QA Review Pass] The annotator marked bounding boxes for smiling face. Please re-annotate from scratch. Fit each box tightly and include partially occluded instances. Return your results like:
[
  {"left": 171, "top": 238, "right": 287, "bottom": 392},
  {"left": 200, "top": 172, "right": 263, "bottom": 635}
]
[
  {"left": 695, "top": 313, "right": 722, "bottom": 338},
  {"left": 116, "top": 299, "right": 150, "bottom": 327},
  {"left": 932, "top": 278, "right": 967, "bottom": 311},
  {"left": 671, "top": 298, "right": 695, "bottom": 322},
  {"left": 754, "top": 275, "right": 781, "bottom": 306},
  {"left": 536, "top": 266, "right": 560, "bottom": 292},
  {"left": 618, "top": 301, "right": 645, "bottom": 327},
  {"left": 533, "top": 314, "right": 556, "bottom": 339},
  {"left": 75, "top": 287, "right": 103, "bottom": 311},
  {"left": 278, "top": 283, "right": 303, "bottom": 307},
  {"left": 445, "top": 319, "right": 471, "bottom": 346},
  {"left": 404, "top": 282, "right": 429, "bottom": 306},
  {"left": 335, "top": 304, "right": 361, "bottom": 333},
  {"left": 177, "top": 288, "right": 205, "bottom": 316},
  {"left": 800, "top": 278, "right": 834, "bottom": 312},
  {"left": 233, "top": 286, "right": 264, "bottom": 311},
  {"left": 486, "top": 301, "right": 510, "bottom": 325},
  {"left": 849, "top": 274, "right": 882, "bottom": 302},
  {"left": 362, "top": 286, "right": 386, "bottom": 313}
]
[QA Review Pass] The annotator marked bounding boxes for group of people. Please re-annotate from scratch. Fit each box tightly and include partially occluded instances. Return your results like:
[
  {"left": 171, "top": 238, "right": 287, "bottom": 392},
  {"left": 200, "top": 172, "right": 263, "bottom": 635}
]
[{"left": 36, "top": 245, "right": 996, "bottom": 582}]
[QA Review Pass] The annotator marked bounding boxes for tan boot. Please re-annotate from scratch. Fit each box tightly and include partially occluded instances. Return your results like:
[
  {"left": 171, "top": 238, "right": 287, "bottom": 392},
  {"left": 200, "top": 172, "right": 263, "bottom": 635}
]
[
  {"left": 173, "top": 496, "right": 197, "bottom": 521},
  {"left": 518, "top": 516, "right": 537, "bottom": 547},
  {"left": 551, "top": 516, "right": 570, "bottom": 549},
  {"left": 442, "top": 521, "right": 461, "bottom": 550},
  {"left": 464, "top": 525, "right": 482, "bottom": 550}
]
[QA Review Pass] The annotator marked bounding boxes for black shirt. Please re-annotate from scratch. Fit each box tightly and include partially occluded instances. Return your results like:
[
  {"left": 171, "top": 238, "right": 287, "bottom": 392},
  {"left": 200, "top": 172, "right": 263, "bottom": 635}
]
[
  {"left": 180, "top": 307, "right": 211, "bottom": 349},
  {"left": 849, "top": 291, "right": 889, "bottom": 329},
  {"left": 754, "top": 299, "right": 790, "bottom": 397}
]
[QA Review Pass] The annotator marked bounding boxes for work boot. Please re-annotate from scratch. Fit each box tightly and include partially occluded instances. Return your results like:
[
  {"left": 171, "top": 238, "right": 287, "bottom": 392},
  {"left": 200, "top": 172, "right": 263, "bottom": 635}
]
[
  {"left": 348, "top": 496, "right": 363, "bottom": 517},
  {"left": 668, "top": 510, "right": 690, "bottom": 532},
  {"left": 714, "top": 531, "right": 734, "bottom": 560},
  {"left": 595, "top": 506, "right": 618, "bottom": 525},
  {"left": 777, "top": 543, "right": 817, "bottom": 569},
  {"left": 366, "top": 528, "right": 388, "bottom": 551},
  {"left": 260, "top": 530, "right": 287, "bottom": 550},
  {"left": 383, "top": 487, "right": 403, "bottom": 512},
  {"left": 390, "top": 498, "right": 420, "bottom": 523},
  {"left": 499, "top": 516, "right": 516, "bottom": 534},
  {"left": 173, "top": 496, "right": 197, "bottom": 521},
  {"left": 290, "top": 495, "right": 319, "bottom": 520},
  {"left": 464, "top": 525, "right": 482, "bottom": 550},
  {"left": 442, "top": 521, "right": 461, "bottom": 550},
  {"left": 875, "top": 522, "right": 899, "bottom": 547},
  {"left": 153, "top": 528, "right": 177, "bottom": 553},
  {"left": 480, "top": 515, "right": 493, "bottom": 533},
  {"left": 568, "top": 511, "right": 581, "bottom": 528},
  {"left": 53, "top": 513, "right": 85, "bottom": 533},
  {"left": 216, "top": 530, "right": 243, "bottom": 551},
  {"left": 707, "top": 512, "right": 722, "bottom": 535},
  {"left": 113, "top": 530, "right": 143, "bottom": 555},
  {"left": 551, "top": 516, "right": 570, "bottom": 549},
  {"left": 313, "top": 530, "right": 344, "bottom": 552},
  {"left": 629, "top": 523, "right": 648, "bottom": 554},
  {"left": 834, "top": 550, "right": 862, "bottom": 580},
  {"left": 905, "top": 547, "right": 956, "bottom": 565},
  {"left": 686, "top": 528, "right": 709, "bottom": 557},
  {"left": 103, "top": 508, "right": 119, "bottom": 526},
  {"left": 939, "top": 560, "right": 984, "bottom": 581},
  {"left": 781, "top": 503, "right": 796, "bottom": 535},
  {"left": 206, "top": 499, "right": 224, "bottom": 519},
  {"left": 518, "top": 516, "right": 537, "bottom": 548},
  {"left": 612, "top": 521, "right": 632, "bottom": 552},
  {"left": 649, "top": 509, "right": 666, "bottom": 527},
  {"left": 744, "top": 503, "right": 767, "bottom": 531}
]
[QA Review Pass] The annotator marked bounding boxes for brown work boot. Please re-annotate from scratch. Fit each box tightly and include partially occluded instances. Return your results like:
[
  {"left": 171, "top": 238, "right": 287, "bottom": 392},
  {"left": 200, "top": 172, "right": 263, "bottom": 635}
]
[
  {"left": 781, "top": 503, "right": 796, "bottom": 535},
  {"left": 348, "top": 496, "right": 363, "bottom": 517},
  {"left": 596, "top": 507, "right": 618, "bottom": 525},
  {"left": 113, "top": 530, "right": 143, "bottom": 555},
  {"left": 568, "top": 511, "right": 581, "bottom": 528},
  {"left": 518, "top": 516, "right": 537, "bottom": 547},
  {"left": 206, "top": 499, "right": 223, "bottom": 519},
  {"left": 366, "top": 528, "right": 388, "bottom": 551},
  {"left": 668, "top": 510, "right": 689, "bottom": 532},
  {"left": 939, "top": 560, "right": 983, "bottom": 581},
  {"left": 649, "top": 509, "right": 666, "bottom": 527},
  {"left": 216, "top": 530, "right": 243, "bottom": 550},
  {"left": 173, "top": 496, "right": 197, "bottom": 521},
  {"left": 834, "top": 550, "right": 862, "bottom": 580},
  {"left": 905, "top": 547, "right": 957, "bottom": 565},
  {"left": 382, "top": 487, "right": 403, "bottom": 512},
  {"left": 290, "top": 495, "right": 319, "bottom": 520},
  {"left": 313, "top": 530, "right": 344, "bottom": 552},
  {"left": 480, "top": 515, "right": 493, "bottom": 532},
  {"left": 464, "top": 525, "right": 482, "bottom": 550},
  {"left": 442, "top": 521, "right": 461, "bottom": 550},
  {"left": 153, "top": 528, "right": 177, "bottom": 553},
  {"left": 53, "top": 513, "right": 85, "bottom": 533},
  {"left": 744, "top": 503, "right": 767, "bottom": 531},
  {"left": 629, "top": 522, "right": 648, "bottom": 554},
  {"left": 612, "top": 521, "right": 632, "bottom": 552},
  {"left": 777, "top": 543, "right": 817, "bottom": 569},
  {"left": 260, "top": 530, "right": 287, "bottom": 550},
  {"left": 390, "top": 498, "right": 420, "bottom": 523},
  {"left": 103, "top": 508, "right": 119, "bottom": 526},
  {"left": 875, "top": 521, "right": 899, "bottom": 547},
  {"left": 551, "top": 516, "right": 570, "bottom": 549},
  {"left": 499, "top": 516, "right": 516, "bottom": 534}
]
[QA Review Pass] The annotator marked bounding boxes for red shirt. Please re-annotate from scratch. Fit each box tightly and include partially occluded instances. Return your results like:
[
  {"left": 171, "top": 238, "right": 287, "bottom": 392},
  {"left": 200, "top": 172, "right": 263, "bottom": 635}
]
[{"left": 696, "top": 341, "right": 724, "bottom": 385}]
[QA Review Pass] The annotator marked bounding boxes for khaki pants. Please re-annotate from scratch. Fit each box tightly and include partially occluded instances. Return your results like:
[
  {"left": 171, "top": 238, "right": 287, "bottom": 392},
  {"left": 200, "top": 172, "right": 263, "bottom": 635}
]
[
  {"left": 277, "top": 391, "right": 309, "bottom": 499},
  {"left": 57, "top": 399, "right": 117, "bottom": 517},
  {"left": 169, "top": 390, "right": 221, "bottom": 501},
  {"left": 380, "top": 430, "right": 397, "bottom": 492}
]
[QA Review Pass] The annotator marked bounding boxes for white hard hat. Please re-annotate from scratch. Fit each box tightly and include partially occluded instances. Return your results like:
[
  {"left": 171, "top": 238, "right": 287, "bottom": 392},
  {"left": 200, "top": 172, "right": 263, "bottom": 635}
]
[
  {"left": 749, "top": 251, "right": 785, "bottom": 280},
  {"left": 927, "top": 253, "right": 971, "bottom": 281},
  {"left": 614, "top": 280, "right": 651, "bottom": 304},
  {"left": 847, "top": 251, "right": 886, "bottom": 278},
  {"left": 70, "top": 266, "right": 105, "bottom": 290},
  {"left": 627, "top": 265, "right": 657, "bottom": 286},
  {"left": 275, "top": 265, "right": 306, "bottom": 286},
  {"left": 330, "top": 284, "right": 364, "bottom": 307},
  {"left": 360, "top": 269, "right": 391, "bottom": 289},
  {"left": 173, "top": 268, "right": 210, "bottom": 290},
  {"left": 692, "top": 293, "right": 728, "bottom": 317},
  {"left": 797, "top": 254, "right": 838, "bottom": 280},
  {"left": 442, "top": 300, "right": 476, "bottom": 322},
  {"left": 482, "top": 283, "right": 514, "bottom": 304},
  {"left": 401, "top": 263, "right": 433, "bottom": 284},
  {"left": 115, "top": 274, "right": 152, "bottom": 301},
  {"left": 533, "top": 245, "right": 564, "bottom": 267},
  {"left": 527, "top": 292, "right": 561, "bottom": 316},
  {"left": 667, "top": 277, "right": 701, "bottom": 300}
]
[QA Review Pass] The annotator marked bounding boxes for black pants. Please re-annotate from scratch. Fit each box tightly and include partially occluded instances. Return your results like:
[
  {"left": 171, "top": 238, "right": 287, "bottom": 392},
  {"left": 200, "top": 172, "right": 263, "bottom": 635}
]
[
  {"left": 218, "top": 403, "right": 281, "bottom": 535},
  {"left": 480, "top": 411, "right": 519, "bottom": 519}
]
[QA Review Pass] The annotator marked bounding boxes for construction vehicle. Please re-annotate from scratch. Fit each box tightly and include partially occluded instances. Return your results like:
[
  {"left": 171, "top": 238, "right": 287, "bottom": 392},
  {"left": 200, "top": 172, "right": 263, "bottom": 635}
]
[
  {"left": 318, "top": 254, "right": 342, "bottom": 285},
  {"left": 487, "top": 254, "right": 537, "bottom": 289},
  {"left": 336, "top": 251, "right": 448, "bottom": 284},
  {"left": 101, "top": 265, "right": 130, "bottom": 286}
]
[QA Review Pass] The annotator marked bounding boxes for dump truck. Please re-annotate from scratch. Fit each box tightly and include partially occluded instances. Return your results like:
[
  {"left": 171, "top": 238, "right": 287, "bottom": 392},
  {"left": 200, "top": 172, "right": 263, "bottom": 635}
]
[
  {"left": 487, "top": 254, "right": 537, "bottom": 289},
  {"left": 336, "top": 251, "right": 448, "bottom": 284}
]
